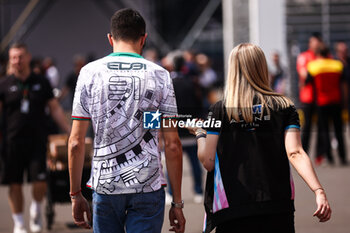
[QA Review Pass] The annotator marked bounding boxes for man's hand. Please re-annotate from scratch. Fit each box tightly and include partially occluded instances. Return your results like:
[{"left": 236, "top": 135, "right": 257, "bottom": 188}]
[
  {"left": 169, "top": 207, "right": 185, "bottom": 233},
  {"left": 71, "top": 193, "right": 92, "bottom": 229}
]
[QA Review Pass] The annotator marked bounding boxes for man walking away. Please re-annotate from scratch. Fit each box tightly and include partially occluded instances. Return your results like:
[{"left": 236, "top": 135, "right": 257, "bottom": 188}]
[{"left": 68, "top": 8, "right": 185, "bottom": 233}]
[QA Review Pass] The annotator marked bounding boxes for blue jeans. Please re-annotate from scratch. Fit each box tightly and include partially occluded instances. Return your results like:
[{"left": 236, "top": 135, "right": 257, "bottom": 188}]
[{"left": 93, "top": 188, "right": 165, "bottom": 233}]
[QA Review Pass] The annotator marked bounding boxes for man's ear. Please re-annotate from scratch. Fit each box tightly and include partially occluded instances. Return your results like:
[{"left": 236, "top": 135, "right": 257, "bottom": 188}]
[
  {"left": 141, "top": 33, "right": 148, "bottom": 47},
  {"left": 107, "top": 33, "right": 114, "bottom": 47}
]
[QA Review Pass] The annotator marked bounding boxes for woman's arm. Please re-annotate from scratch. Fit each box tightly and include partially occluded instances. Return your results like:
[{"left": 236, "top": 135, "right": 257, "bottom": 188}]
[
  {"left": 285, "top": 129, "right": 331, "bottom": 222},
  {"left": 189, "top": 127, "right": 219, "bottom": 171}
]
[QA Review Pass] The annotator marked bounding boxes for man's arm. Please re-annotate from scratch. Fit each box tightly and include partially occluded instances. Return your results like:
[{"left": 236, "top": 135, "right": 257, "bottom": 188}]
[
  {"left": 47, "top": 98, "right": 71, "bottom": 134},
  {"left": 161, "top": 121, "right": 185, "bottom": 233},
  {"left": 58, "top": 86, "right": 70, "bottom": 101},
  {"left": 68, "top": 120, "right": 91, "bottom": 229}
]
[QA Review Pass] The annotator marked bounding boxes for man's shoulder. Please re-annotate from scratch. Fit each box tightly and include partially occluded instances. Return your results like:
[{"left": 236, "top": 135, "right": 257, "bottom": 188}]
[
  {"left": 144, "top": 59, "right": 164, "bottom": 70},
  {"left": 0, "top": 76, "right": 12, "bottom": 93},
  {"left": 147, "top": 61, "right": 170, "bottom": 79},
  {"left": 307, "top": 58, "right": 319, "bottom": 67},
  {"left": 307, "top": 59, "right": 321, "bottom": 74},
  {"left": 0, "top": 75, "right": 12, "bottom": 85},
  {"left": 139, "top": 58, "right": 166, "bottom": 72},
  {"left": 298, "top": 50, "right": 315, "bottom": 61},
  {"left": 327, "top": 59, "right": 344, "bottom": 73},
  {"left": 331, "top": 58, "right": 343, "bottom": 67},
  {"left": 81, "top": 57, "right": 106, "bottom": 73},
  {"left": 300, "top": 50, "right": 313, "bottom": 56}
]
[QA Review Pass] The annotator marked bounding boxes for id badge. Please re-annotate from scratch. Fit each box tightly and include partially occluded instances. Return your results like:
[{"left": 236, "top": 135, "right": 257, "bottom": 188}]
[{"left": 21, "top": 99, "right": 30, "bottom": 113}]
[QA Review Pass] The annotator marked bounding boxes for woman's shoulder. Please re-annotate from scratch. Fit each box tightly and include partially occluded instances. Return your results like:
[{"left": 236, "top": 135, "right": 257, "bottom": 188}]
[
  {"left": 267, "top": 96, "right": 295, "bottom": 112},
  {"left": 209, "top": 100, "right": 226, "bottom": 113},
  {"left": 207, "top": 100, "right": 226, "bottom": 120}
]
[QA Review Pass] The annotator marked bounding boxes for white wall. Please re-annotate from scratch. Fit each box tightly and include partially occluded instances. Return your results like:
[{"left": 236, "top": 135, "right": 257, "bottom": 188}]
[{"left": 249, "top": 0, "right": 287, "bottom": 67}]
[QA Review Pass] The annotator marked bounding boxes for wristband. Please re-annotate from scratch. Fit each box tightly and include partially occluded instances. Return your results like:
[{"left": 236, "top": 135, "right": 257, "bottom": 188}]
[
  {"left": 196, "top": 133, "right": 207, "bottom": 140},
  {"left": 195, "top": 128, "right": 206, "bottom": 136},
  {"left": 70, "top": 189, "right": 82, "bottom": 199},
  {"left": 171, "top": 200, "right": 184, "bottom": 208}
]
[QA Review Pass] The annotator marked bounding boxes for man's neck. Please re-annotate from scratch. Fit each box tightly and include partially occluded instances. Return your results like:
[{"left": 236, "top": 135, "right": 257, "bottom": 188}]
[
  {"left": 13, "top": 69, "right": 31, "bottom": 82},
  {"left": 113, "top": 41, "right": 141, "bottom": 55}
]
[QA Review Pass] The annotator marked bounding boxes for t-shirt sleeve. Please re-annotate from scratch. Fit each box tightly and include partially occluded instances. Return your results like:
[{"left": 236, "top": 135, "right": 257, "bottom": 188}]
[
  {"left": 71, "top": 67, "right": 91, "bottom": 120},
  {"left": 204, "top": 101, "right": 223, "bottom": 135},
  {"left": 159, "top": 70, "right": 178, "bottom": 116},
  {"left": 284, "top": 105, "right": 300, "bottom": 131}
]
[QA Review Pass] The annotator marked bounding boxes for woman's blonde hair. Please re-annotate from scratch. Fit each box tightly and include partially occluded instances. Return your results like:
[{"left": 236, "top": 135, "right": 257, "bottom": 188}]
[{"left": 224, "top": 43, "right": 293, "bottom": 122}]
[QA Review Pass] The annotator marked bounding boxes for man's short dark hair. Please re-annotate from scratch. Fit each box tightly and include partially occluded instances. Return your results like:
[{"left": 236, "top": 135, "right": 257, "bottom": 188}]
[
  {"left": 9, "top": 42, "right": 28, "bottom": 52},
  {"left": 110, "top": 8, "right": 146, "bottom": 42},
  {"left": 316, "top": 45, "right": 330, "bottom": 58},
  {"left": 173, "top": 54, "right": 185, "bottom": 72},
  {"left": 311, "top": 32, "right": 322, "bottom": 41}
]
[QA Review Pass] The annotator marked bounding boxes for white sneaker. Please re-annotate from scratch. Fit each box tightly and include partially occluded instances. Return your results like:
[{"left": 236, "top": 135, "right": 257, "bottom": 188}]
[
  {"left": 29, "top": 212, "right": 42, "bottom": 233},
  {"left": 193, "top": 194, "right": 203, "bottom": 204},
  {"left": 13, "top": 225, "right": 27, "bottom": 233}
]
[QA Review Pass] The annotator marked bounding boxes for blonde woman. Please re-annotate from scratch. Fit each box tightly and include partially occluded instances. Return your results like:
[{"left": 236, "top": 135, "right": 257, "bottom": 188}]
[{"left": 189, "top": 43, "right": 331, "bottom": 233}]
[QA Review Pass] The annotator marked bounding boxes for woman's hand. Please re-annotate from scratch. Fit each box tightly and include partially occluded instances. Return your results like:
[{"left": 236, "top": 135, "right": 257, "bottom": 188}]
[
  {"left": 186, "top": 119, "right": 205, "bottom": 136},
  {"left": 186, "top": 125, "right": 197, "bottom": 136},
  {"left": 313, "top": 189, "right": 331, "bottom": 222}
]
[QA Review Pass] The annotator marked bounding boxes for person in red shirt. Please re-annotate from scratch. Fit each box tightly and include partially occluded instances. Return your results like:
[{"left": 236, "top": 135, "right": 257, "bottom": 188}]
[
  {"left": 296, "top": 33, "right": 322, "bottom": 153},
  {"left": 307, "top": 46, "right": 347, "bottom": 165}
]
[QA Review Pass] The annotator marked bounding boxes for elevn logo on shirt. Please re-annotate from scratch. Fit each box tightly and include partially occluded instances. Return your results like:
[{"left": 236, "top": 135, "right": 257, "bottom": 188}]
[{"left": 107, "top": 62, "right": 146, "bottom": 70}]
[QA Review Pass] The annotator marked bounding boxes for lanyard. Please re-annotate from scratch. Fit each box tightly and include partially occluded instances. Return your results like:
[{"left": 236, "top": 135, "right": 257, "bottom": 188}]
[{"left": 18, "top": 82, "right": 29, "bottom": 99}]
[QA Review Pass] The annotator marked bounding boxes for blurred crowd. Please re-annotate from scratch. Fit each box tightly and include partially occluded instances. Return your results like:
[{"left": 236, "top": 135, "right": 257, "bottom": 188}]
[
  {"left": 0, "top": 37, "right": 348, "bottom": 201},
  {"left": 0, "top": 49, "right": 223, "bottom": 111}
]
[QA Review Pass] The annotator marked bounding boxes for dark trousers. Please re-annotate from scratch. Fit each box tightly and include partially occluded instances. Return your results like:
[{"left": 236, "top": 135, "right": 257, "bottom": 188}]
[
  {"left": 216, "top": 212, "right": 295, "bottom": 233},
  {"left": 316, "top": 104, "right": 346, "bottom": 164},
  {"left": 301, "top": 103, "right": 315, "bottom": 153}
]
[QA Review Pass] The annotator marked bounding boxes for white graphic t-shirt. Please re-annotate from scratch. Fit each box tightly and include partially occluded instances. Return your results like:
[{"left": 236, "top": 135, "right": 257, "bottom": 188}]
[{"left": 72, "top": 52, "right": 177, "bottom": 194}]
